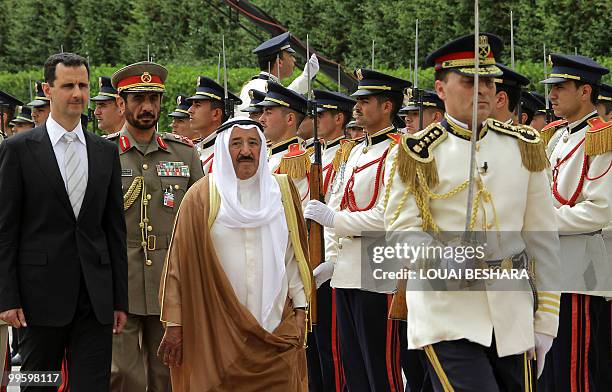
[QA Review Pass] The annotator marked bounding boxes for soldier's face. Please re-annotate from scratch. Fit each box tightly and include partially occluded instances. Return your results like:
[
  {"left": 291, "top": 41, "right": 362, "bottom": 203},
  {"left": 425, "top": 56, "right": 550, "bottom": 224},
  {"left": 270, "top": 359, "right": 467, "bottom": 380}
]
[
  {"left": 530, "top": 114, "right": 547, "bottom": 131},
  {"left": 122, "top": 92, "right": 161, "bottom": 131},
  {"left": 259, "top": 107, "right": 290, "bottom": 143},
  {"left": 435, "top": 71, "right": 495, "bottom": 125},
  {"left": 44, "top": 64, "right": 89, "bottom": 120},
  {"left": 94, "top": 99, "right": 124, "bottom": 133},
  {"left": 171, "top": 118, "right": 191, "bottom": 136},
  {"left": 353, "top": 95, "right": 390, "bottom": 130},
  {"left": 229, "top": 126, "right": 262, "bottom": 180},
  {"left": 31, "top": 106, "right": 50, "bottom": 126},
  {"left": 596, "top": 102, "right": 611, "bottom": 121},
  {"left": 188, "top": 100, "right": 221, "bottom": 134},
  {"left": 279, "top": 51, "right": 296, "bottom": 79},
  {"left": 297, "top": 116, "right": 314, "bottom": 140},
  {"left": 316, "top": 111, "right": 342, "bottom": 140},
  {"left": 549, "top": 81, "right": 589, "bottom": 119},
  {"left": 249, "top": 111, "right": 263, "bottom": 123},
  {"left": 404, "top": 108, "right": 443, "bottom": 134},
  {"left": 346, "top": 126, "right": 364, "bottom": 140},
  {"left": 13, "top": 123, "right": 35, "bottom": 134}
]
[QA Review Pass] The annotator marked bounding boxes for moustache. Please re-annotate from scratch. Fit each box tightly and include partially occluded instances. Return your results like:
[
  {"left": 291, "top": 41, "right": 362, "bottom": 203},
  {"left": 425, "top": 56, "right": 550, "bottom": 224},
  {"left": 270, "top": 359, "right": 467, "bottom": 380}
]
[
  {"left": 237, "top": 155, "right": 254, "bottom": 161},
  {"left": 137, "top": 113, "right": 155, "bottom": 119}
]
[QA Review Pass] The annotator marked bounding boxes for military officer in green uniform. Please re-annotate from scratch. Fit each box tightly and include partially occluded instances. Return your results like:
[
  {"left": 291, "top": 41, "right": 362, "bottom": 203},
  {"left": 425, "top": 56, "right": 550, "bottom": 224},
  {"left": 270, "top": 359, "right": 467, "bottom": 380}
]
[{"left": 107, "top": 61, "right": 204, "bottom": 392}]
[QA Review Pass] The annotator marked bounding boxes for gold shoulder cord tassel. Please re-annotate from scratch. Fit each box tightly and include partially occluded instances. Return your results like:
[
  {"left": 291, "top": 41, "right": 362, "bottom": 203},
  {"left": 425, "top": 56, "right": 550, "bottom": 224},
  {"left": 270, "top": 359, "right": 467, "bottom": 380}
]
[
  {"left": 518, "top": 137, "right": 549, "bottom": 172},
  {"left": 396, "top": 145, "right": 439, "bottom": 190},
  {"left": 332, "top": 140, "right": 356, "bottom": 171},
  {"left": 124, "top": 176, "right": 144, "bottom": 210},
  {"left": 278, "top": 154, "right": 311, "bottom": 179},
  {"left": 585, "top": 118, "right": 612, "bottom": 156}
]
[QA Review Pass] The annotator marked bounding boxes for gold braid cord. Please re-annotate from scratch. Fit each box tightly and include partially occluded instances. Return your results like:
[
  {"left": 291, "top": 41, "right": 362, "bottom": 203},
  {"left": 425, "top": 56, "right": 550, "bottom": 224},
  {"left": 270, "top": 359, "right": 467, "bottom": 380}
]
[{"left": 124, "top": 176, "right": 144, "bottom": 211}]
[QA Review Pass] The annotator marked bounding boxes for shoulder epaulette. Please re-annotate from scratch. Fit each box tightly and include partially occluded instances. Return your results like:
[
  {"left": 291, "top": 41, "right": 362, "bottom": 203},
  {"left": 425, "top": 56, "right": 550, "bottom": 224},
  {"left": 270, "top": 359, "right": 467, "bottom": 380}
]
[
  {"left": 487, "top": 119, "right": 548, "bottom": 172},
  {"left": 163, "top": 132, "right": 194, "bottom": 147},
  {"left": 332, "top": 139, "right": 357, "bottom": 171},
  {"left": 278, "top": 143, "right": 310, "bottom": 179},
  {"left": 487, "top": 119, "right": 541, "bottom": 144},
  {"left": 586, "top": 117, "right": 612, "bottom": 156},
  {"left": 387, "top": 133, "right": 402, "bottom": 144},
  {"left": 397, "top": 123, "right": 446, "bottom": 189},
  {"left": 540, "top": 119, "right": 568, "bottom": 146},
  {"left": 103, "top": 131, "right": 120, "bottom": 140}
]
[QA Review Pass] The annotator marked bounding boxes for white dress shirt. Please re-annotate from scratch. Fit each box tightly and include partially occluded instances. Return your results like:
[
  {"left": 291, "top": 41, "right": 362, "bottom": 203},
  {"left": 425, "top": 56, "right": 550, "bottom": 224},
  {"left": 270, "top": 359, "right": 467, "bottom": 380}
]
[
  {"left": 46, "top": 115, "right": 89, "bottom": 190},
  {"left": 211, "top": 175, "right": 307, "bottom": 332}
]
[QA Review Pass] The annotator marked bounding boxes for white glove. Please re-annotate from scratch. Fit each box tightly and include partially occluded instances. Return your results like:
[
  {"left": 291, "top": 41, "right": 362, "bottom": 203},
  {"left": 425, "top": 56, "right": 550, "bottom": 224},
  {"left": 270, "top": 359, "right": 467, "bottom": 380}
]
[
  {"left": 304, "top": 200, "right": 335, "bottom": 227},
  {"left": 531, "top": 333, "right": 554, "bottom": 378},
  {"left": 302, "top": 54, "right": 319, "bottom": 80},
  {"left": 313, "top": 261, "right": 334, "bottom": 288}
]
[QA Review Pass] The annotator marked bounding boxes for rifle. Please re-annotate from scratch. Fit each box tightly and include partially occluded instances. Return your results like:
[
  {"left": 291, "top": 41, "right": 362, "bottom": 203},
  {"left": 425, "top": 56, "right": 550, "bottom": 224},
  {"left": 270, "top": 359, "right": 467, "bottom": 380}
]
[
  {"left": 306, "top": 34, "right": 323, "bottom": 325},
  {"left": 222, "top": 35, "right": 234, "bottom": 119}
]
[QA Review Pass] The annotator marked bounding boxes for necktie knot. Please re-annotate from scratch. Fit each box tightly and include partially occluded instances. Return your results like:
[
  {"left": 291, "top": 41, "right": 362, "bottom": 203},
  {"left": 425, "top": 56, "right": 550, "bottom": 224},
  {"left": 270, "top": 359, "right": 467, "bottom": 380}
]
[{"left": 63, "top": 132, "right": 78, "bottom": 143}]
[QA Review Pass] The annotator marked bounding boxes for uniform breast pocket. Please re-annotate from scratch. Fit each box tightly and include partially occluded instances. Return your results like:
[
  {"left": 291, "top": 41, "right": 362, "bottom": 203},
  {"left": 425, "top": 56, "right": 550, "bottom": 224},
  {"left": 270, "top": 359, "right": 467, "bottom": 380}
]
[{"left": 160, "top": 177, "right": 190, "bottom": 212}]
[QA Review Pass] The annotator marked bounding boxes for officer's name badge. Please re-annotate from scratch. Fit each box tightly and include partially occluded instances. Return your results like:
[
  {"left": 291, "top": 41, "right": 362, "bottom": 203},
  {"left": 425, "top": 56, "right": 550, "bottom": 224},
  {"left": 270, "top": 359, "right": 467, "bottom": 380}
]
[
  {"left": 156, "top": 161, "right": 190, "bottom": 177},
  {"left": 121, "top": 169, "right": 133, "bottom": 177}
]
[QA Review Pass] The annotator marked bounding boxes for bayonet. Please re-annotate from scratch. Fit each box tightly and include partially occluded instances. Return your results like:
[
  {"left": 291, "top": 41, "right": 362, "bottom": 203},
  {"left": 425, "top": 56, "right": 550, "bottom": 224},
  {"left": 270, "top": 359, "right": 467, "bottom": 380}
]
[
  {"left": 414, "top": 19, "right": 423, "bottom": 131},
  {"left": 371, "top": 39, "right": 375, "bottom": 70},
  {"left": 217, "top": 53, "right": 221, "bottom": 83}
]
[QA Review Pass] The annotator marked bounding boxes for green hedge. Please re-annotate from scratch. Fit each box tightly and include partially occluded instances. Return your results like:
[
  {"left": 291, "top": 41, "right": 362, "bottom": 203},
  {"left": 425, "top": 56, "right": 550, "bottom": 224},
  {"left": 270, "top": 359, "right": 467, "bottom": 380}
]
[{"left": 2, "top": 59, "right": 611, "bottom": 132}]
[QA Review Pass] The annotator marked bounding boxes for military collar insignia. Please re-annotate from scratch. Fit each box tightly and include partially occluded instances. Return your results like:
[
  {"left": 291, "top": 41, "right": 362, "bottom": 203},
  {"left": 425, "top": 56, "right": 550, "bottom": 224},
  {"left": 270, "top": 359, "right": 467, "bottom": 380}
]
[
  {"left": 325, "top": 136, "right": 344, "bottom": 149},
  {"left": 269, "top": 136, "right": 300, "bottom": 155},
  {"left": 443, "top": 115, "right": 488, "bottom": 141},
  {"left": 569, "top": 112, "right": 599, "bottom": 134},
  {"left": 367, "top": 126, "right": 396, "bottom": 147},
  {"left": 200, "top": 134, "right": 217, "bottom": 149},
  {"left": 400, "top": 123, "right": 447, "bottom": 163}
]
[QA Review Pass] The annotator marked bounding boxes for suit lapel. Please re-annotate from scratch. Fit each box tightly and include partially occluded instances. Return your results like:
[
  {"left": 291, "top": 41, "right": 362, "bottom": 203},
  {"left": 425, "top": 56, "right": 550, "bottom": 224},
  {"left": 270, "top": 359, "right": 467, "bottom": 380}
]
[
  {"left": 26, "top": 126, "right": 74, "bottom": 218},
  {"left": 77, "top": 131, "right": 103, "bottom": 222}
]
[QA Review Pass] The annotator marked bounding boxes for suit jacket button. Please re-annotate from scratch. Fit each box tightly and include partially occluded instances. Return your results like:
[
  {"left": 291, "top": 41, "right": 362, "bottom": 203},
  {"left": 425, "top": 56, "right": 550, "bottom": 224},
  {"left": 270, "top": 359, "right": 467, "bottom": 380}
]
[
  {"left": 143, "top": 163, "right": 149, "bottom": 170},
  {"left": 146, "top": 260, "right": 153, "bottom": 266}
]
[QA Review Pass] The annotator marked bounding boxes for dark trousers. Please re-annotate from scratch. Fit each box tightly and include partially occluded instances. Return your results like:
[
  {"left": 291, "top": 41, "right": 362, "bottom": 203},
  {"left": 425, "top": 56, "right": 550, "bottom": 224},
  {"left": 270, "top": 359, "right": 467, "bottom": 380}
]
[
  {"left": 424, "top": 338, "right": 533, "bottom": 392},
  {"left": 307, "top": 281, "right": 345, "bottom": 392},
  {"left": 335, "top": 288, "right": 404, "bottom": 392},
  {"left": 10, "top": 327, "right": 19, "bottom": 357},
  {"left": 404, "top": 347, "right": 432, "bottom": 392},
  {"left": 540, "top": 293, "right": 612, "bottom": 392},
  {"left": 19, "top": 275, "right": 113, "bottom": 392}
]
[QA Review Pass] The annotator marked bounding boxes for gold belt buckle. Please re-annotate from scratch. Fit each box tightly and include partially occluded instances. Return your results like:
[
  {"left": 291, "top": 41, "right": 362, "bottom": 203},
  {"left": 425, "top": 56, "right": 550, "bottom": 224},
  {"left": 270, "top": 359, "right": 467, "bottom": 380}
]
[{"left": 147, "top": 235, "right": 156, "bottom": 251}]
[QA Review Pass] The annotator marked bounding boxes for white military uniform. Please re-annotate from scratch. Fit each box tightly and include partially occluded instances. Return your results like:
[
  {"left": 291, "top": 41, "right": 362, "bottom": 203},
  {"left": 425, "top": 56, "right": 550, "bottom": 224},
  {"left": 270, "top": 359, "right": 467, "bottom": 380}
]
[
  {"left": 196, "top": 132, "right": 217, "bottom": 174},
  {"left": 237, "top": 72, "right": 310, "bottom": 113},
  {"left": 384, "top": 115, "right": 562, "bottom": 357},
  {"left": 326, "top": 127, "right": 397, "bottom": 292},
  {"left": 547, "top": 111, "right": 612, "bottom": 294}
]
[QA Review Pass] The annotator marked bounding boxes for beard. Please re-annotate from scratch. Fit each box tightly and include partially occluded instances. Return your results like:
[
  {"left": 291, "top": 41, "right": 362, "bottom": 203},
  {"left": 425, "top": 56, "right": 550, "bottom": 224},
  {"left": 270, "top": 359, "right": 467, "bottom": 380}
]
[{"left": 125, "top": 109, "right": 160, "bottom": 130}]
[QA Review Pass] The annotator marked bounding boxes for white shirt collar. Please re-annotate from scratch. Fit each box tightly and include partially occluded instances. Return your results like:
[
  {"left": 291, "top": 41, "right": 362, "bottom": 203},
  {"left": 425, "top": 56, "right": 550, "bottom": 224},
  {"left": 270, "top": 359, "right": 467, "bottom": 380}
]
[{"left": 47, "top": 115, "right": 86, "bottom": 146}]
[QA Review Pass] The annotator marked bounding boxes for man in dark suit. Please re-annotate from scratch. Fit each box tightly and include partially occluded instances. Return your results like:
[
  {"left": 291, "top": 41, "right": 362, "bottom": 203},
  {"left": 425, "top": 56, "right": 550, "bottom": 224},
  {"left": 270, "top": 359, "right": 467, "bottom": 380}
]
[{"left": 0, "top": 52, "right": 128, "bottom": 392}]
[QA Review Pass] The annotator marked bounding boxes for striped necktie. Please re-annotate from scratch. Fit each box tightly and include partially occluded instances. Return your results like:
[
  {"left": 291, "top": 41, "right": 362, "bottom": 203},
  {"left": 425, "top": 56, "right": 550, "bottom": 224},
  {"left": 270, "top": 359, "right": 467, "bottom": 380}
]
[{"left": 63, "top": 132, "right": 87, "bottom": 218}]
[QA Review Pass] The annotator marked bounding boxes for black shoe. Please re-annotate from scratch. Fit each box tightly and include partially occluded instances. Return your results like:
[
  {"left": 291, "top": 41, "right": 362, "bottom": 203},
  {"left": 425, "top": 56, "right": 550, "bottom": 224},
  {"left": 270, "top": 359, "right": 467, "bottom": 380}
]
[{"left": 11, "top": 353, "right": 22, "bottom": 366}]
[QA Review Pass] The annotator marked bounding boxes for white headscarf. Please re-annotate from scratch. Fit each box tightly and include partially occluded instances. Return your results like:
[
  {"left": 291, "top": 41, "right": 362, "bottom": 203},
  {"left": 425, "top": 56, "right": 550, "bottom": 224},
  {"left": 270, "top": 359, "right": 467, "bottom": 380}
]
[{"left": 212, "top": 117, "right": 288, "bottom": 325}]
